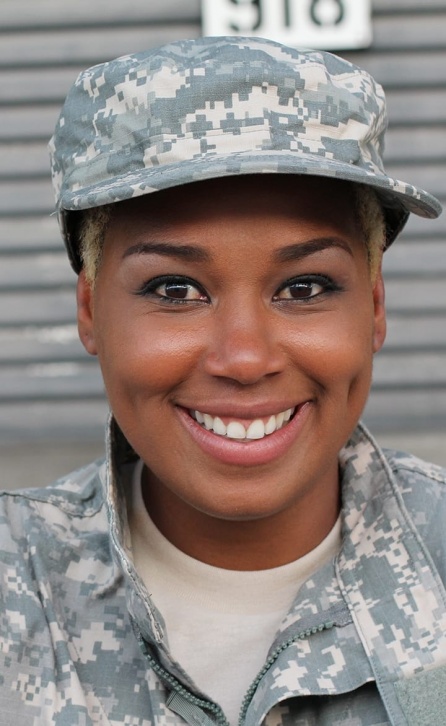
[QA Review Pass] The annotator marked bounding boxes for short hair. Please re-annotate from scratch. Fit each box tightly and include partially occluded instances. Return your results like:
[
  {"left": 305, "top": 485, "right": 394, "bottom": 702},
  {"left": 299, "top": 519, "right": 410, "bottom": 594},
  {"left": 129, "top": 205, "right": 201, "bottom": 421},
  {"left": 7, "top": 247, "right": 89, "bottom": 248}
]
[
  {"left": 78, "top": 182, "right": 386, "bottom": 286},
  {"left": 354, "top": 184, "right": 387, "bottom": 281}
]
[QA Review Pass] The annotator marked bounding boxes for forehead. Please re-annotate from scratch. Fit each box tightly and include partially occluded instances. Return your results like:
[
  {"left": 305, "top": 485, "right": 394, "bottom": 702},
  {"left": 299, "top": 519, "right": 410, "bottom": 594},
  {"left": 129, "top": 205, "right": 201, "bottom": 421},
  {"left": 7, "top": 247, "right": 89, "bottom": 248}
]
[{"left": 109, "top": 175, "right": 359, "bottom": 234}]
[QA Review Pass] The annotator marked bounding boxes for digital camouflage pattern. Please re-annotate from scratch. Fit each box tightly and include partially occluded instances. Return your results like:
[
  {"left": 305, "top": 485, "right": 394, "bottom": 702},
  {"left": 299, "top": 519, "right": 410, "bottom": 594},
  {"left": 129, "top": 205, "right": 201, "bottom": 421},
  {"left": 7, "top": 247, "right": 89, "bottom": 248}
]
[
  {"left": 47, "top": 37, "right": 442, "bottom": 273},
  {"left": 0, "top": 421, "right": 445, "bottom": 725}
]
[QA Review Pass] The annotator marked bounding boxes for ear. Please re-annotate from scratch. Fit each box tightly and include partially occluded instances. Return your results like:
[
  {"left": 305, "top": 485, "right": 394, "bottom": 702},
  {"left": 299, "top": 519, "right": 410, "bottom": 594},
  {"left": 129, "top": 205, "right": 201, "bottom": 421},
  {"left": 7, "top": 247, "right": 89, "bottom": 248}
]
[
  {"left": 77, "top": 270, "right": 98, "bottom": 356},
  {"left": 372, "top": 268, "right": 386, "bottom": 354}
]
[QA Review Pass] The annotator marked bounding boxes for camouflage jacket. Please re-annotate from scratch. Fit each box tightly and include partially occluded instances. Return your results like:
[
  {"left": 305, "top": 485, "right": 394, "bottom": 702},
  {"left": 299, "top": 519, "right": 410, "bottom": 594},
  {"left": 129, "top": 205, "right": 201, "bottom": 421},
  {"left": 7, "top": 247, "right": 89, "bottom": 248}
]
[{"left": 1, "top": 420, "right": 445, "bottom": 726}]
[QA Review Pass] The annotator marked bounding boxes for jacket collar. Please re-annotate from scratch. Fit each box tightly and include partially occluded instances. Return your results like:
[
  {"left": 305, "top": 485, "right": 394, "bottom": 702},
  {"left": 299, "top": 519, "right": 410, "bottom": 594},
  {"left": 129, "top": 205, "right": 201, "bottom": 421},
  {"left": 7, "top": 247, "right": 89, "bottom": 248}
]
[{"left": 103, "top": 417, "right": 446, "bottom": 720}]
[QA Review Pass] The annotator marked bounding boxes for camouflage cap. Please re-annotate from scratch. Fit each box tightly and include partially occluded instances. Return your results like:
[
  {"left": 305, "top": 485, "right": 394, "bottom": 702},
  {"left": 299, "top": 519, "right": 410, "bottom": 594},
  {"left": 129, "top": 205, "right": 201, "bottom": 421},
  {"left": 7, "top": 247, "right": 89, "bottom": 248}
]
[{"left": 49, "top": 36, "right": 442, "bottom": 273}]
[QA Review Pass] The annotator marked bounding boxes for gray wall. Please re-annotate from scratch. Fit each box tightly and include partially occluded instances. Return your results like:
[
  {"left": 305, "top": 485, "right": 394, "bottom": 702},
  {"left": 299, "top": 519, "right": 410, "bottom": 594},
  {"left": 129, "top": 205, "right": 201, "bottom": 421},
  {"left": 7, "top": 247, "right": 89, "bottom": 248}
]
[{"left": 1, "top": 0, "right": 445, "bottom": 486}]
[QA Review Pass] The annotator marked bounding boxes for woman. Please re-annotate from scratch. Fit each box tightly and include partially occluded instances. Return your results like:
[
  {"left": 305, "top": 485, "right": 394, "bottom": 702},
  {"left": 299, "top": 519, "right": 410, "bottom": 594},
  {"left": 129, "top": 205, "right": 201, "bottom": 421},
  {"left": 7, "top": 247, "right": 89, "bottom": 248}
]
[{"left": 1, "top": 36, "right": 445, "bottom": 726}]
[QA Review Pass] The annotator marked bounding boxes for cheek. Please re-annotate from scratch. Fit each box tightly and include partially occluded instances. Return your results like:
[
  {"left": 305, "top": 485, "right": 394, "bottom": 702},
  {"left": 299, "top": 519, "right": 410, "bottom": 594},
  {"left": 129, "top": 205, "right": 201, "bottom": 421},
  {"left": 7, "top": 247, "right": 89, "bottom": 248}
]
[
  {"left": 94, "top": 309, "right": 205, "bottom": 404},
  {"left": 287, "top": 309, "right": 374, "bottom": 386}
]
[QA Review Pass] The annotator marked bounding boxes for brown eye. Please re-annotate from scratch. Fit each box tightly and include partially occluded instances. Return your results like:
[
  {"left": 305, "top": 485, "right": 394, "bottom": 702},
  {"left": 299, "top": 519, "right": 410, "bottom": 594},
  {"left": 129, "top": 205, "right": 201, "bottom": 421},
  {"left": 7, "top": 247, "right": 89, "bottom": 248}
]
[
  {"left": 274, "top": 275, "right": 336, "bottom": 302},
  {"left": 138, "top": 275, "right": 209, "bottom": 303},
  {"left": 156, "top": 281, "right": 204, "bottom": 301},
  {"left": 277, "top": 281, "right": 324, "bottom": 300}
]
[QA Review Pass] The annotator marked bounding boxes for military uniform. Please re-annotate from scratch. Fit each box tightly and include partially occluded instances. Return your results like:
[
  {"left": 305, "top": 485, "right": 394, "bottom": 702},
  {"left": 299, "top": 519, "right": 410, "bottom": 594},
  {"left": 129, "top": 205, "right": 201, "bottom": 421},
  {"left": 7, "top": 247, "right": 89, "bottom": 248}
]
[
  {"left": 48, "top": 38, "right": 441, "bottom": 274},
  {"left": 0, "top": 420, "right": 445, "bottom": 726},
  {"left": 4, "top": 35, "right": 444, "bottom": 726}
]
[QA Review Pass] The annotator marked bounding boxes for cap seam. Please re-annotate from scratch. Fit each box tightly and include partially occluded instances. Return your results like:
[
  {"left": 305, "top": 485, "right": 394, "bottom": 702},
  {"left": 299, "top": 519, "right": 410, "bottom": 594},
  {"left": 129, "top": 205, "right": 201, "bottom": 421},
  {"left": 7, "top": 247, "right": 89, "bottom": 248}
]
[{"left": 62, "top": 126, "right": 381, "bottom": 181}]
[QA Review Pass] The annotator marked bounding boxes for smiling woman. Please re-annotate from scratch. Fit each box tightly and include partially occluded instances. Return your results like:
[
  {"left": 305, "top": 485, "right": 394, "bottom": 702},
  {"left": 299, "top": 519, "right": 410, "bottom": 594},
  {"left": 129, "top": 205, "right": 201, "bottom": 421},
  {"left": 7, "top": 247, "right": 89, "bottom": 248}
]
[
  {"left": 1, "top": 35, "right": 446, "bottom": 726},
  {"left": 77, "top": 175, "right": 383, "bottom": 569}
]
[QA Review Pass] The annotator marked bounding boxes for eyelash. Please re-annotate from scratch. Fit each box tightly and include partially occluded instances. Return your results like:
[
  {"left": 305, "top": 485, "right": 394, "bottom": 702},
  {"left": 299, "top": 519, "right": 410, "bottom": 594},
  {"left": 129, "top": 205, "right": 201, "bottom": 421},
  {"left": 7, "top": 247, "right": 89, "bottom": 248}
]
[
  {"left": 136, "top": 274, "right": 341, "bottom": 305},
  {"left": 137, "top": 275, "right": 209, "bottom": 304},
  {"left": 273, "top": 274, "right": 341, "bottom": 302}
]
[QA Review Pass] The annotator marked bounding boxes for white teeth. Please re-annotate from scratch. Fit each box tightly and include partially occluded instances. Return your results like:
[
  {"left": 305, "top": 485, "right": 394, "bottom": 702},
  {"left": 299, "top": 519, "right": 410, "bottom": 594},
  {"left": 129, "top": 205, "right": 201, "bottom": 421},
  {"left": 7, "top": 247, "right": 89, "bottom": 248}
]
[
  {"left": 246, "top": 419, "right": 265, "bottom": 439},
  {"left": 212, "top": 417, "right": 226, "bottom": 435},
  {"left": 226, "top": 422, "right": 247, "bottom": 439},
  {"left": 192, "top": 407, "right": 295, "bottom": 441},
  {"left": 264, "top": 415, "right": 276, "bottom": 435}
]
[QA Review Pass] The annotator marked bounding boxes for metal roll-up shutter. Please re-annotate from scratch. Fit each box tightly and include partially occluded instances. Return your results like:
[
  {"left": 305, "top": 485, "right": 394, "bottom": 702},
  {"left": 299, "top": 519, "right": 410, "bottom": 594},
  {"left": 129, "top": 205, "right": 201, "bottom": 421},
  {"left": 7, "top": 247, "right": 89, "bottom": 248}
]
[
  {"left": 348, "top": 1, "right": 446, "bottom": 442},
  {"left": 0, "top": 0, "right": 445, "bottom": 488}
]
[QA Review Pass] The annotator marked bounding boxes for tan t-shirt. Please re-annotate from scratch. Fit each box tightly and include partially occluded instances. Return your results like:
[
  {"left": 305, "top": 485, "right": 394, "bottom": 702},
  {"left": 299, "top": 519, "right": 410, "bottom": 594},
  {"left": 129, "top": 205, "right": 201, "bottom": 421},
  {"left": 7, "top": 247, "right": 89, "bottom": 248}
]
[{"left": 128, "top": 459, "right": 341, "bottom": 726}]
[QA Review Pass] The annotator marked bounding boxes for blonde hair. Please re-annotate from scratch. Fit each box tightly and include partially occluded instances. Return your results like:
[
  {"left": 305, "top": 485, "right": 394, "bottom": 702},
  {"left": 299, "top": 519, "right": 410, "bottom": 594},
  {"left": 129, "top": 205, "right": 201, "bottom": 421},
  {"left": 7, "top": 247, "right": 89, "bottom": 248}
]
[
  {"left": 79, "top": 204, "right": 112, "bottom": 286},
  {"left": 78, "top": 183, "right": 386, "bottom": 285},
  {"left": 353, "top": 184, "right": 386, "bottom": 281}
]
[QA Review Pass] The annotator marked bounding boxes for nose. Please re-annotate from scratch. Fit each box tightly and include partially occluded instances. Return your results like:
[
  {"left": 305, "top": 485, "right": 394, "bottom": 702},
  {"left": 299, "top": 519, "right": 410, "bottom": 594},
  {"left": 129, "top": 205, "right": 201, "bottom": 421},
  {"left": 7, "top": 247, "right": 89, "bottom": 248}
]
[{"left": 203, "top": 302, "right": 286, "bottom": 385}]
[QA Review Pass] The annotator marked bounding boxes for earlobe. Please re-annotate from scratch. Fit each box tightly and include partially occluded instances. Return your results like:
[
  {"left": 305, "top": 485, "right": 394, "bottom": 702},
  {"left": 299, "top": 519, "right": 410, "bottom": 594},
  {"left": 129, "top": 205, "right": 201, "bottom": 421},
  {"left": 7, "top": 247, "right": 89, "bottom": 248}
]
[
  {"left": 372, "top": 269, "right": 386, "bottom": 354},
  {"left": 77, "top": 270, "right": 98, "bottom": 356}
]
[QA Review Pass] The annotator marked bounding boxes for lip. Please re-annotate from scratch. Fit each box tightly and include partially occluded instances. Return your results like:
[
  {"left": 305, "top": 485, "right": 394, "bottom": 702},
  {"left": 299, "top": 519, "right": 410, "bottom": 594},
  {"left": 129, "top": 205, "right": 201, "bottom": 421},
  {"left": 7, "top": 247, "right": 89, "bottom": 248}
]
[{"left": 176, "top": 402, "right": 312, "bottom": 467}]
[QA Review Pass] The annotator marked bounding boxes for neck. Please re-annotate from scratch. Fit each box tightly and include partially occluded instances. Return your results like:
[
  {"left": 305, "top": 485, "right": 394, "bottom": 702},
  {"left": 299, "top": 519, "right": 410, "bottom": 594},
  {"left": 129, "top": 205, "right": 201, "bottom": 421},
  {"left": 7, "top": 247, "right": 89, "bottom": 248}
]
[{"left": 142, "top": 467, "right": 340, "bottom": 570}]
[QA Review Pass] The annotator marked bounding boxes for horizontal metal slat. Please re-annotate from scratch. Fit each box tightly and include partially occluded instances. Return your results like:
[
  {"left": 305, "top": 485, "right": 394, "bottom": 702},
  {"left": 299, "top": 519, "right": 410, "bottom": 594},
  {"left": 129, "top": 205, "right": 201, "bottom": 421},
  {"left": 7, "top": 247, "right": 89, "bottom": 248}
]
[
  {"left": 0, "top": 179, "right": 54, "bottom": 215},
  {"left": 0, "top": 400, "right": 108, "bottom": 444},
  {"left": 0, "top": 213, "right": 443, "bottom": 262},
  {"left": 0, "top": 439, "right": 107, "bottom": 490},
  {"left": 2, "top": 241, "right": 444, "bottom": 290},
  {"left": 0, "top": 349, "right": 444, "bottom": 401},
  {"left": 0, "top": 216, "right": 63, "bottom": 253},
  {"left": 386, "top": 89, "right": 446, "bottom": 126},
  {"left": 0, "top": 356, "right": 444, "bottom": 412},
  {"left": 2, "top": 0, "right": 446, "bottom": 31},
  {"left": 384, "top": 277, "right": 446, "bottom": 313},
  {"left": 383, "top": 240, "right": 446, "bottom": 275},
  {"left": 373, "top": 0, "right": 446, "bottom": 13},
  {"left": 384, "top": 128, "right": 446, "bottom": 164},
  {"left": 0, "top": 67, "right": 81, "bottom": 105},
  {"left": 364, "top": 388, "right": 446, "bottom": 431},
  {"left": 0, "top": 142, "right": 51, "bottom": 178},
  {"left": 0, "top": 0, "right": 200, "bottom": 29},
  {"left": 1, "top": 164, "right": 444, "bottom": 217},
  {"left": 0, "top": 252, "right": 74, "bottom": 291},
  {"left": 0, "top": 290, "right": 76, "bottom": 326},
  {"left": 0, "top": 325, "right": 87, "bottom": 365},
  {"left": 1, "top": 95, "right": 444, "bottom": 145},
  {"left": 1, "top": 79, "right": 444, "bottom": 142},
  {"left": 0, "top": 105, "right": 59, "bottom": 141},
  {"left": 0, "top": 25, "right": 199, "bottom": 68},
  {"left": 401, "top": 208, "right": 446, "bottom": 239},
  {"left": 1, "top": 316, "right": 444, "bottom": 366},
  {"left": 373, "top": 351, "right": 446, "bottom": 387},
  {"left": 3, "top": 126, "right": 446, "bottom": 180},
  {"left": 384, "top": 163, "right": 446, "bottom": 201},
  {"left": 372, "top": 12, "right": 446, "bottom": 49},
  {"left": 385, "top": 315, "right": 446, "bottom": 349},
  {"left": 0, "top": 396, "right": 444, "bottom": 451},
  {"left": 0, "top": 362, "right": 104, "bottom": 402},
  {"left": 343, "top": 51, "right": 446, "bottom": 88}
]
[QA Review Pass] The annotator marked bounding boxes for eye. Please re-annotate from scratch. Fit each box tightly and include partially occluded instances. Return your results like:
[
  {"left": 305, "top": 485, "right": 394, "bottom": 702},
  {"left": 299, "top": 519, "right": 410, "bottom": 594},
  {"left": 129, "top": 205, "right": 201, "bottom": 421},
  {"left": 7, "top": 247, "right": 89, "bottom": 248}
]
[
  {"left": 137, "top": 275, "right": 209, "bottom": 304},
  {"left": 273, "top": 275, "right": 339, "bottom": 301}
]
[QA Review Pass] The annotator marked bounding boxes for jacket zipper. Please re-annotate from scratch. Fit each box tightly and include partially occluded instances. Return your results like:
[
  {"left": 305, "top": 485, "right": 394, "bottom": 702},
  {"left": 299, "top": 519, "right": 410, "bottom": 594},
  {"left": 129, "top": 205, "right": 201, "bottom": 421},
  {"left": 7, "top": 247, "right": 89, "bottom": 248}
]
[
  {"left": 132, "top": 618, "right": 230, "bottom": 726},
  {"left": 133, "top": 617, "right": 334, "bottom": 726},
  {"left": 238, "top": 620, "right": 335, "bottom": 726}
]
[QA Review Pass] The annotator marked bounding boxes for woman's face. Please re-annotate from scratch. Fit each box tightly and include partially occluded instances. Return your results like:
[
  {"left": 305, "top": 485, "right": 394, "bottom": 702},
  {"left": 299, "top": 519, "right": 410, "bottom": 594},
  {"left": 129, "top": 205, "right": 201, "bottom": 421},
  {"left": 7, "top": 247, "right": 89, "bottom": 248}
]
[{"left": 78, "top": 175, "right": 386, "bottom": 565}]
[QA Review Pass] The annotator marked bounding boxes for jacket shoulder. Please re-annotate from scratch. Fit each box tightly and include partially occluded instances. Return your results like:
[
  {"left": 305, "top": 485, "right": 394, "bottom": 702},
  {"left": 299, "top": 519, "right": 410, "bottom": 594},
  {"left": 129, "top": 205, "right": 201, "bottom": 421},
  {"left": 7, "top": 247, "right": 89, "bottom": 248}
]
[
  {"left": 0, "top": 459, "right": 107, "bottom": 563},
  {"left": 0, "top": 458, "right": 106, "bottom": 517},
  {"left": 384, "top": 448, "right": 446, "bottom": 583}
]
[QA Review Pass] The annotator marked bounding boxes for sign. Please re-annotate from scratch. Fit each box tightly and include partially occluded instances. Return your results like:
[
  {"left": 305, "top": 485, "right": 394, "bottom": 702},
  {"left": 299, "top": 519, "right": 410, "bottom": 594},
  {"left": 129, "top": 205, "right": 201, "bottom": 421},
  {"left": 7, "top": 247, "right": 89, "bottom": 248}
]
[{"left": 201, "top": 0, "right": 372, "bottom": 51}]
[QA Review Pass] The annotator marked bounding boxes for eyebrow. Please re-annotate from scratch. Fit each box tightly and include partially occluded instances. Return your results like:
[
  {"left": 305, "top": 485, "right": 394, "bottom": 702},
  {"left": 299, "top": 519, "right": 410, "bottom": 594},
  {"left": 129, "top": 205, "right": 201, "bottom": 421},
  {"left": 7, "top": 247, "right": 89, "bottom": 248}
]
[
  {"left": 274, "top": 237, "right": 354, "bottom": 263},
  {"left": 122, "top": 236, "right": 353, "bottom": 264},
  {"left": 123, "top": 241, "right": 211, "bottom": 263}
]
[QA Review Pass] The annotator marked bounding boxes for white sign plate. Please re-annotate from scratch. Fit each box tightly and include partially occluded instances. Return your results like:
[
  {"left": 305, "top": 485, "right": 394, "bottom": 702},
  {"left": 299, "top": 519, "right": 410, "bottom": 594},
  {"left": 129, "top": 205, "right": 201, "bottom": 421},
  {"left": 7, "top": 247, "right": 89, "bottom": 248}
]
[{"left": 202, "top": 0, "right": 372, "bottom": 51}]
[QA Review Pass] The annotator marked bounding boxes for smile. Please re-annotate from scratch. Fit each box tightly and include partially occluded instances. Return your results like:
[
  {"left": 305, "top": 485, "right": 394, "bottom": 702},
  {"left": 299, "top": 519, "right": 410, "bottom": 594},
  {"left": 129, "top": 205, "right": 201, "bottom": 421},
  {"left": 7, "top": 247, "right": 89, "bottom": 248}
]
[{"left": 190, "top": 408, "right": 295, "bottom": 441}]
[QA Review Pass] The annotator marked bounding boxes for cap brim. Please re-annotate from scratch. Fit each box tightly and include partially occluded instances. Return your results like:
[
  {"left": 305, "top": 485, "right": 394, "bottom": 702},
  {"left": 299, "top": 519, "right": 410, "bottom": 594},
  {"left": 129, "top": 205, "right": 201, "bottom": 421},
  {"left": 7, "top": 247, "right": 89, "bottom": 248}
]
[{"left": 61, "top": 149, "right": 442, "bottom": 273}]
